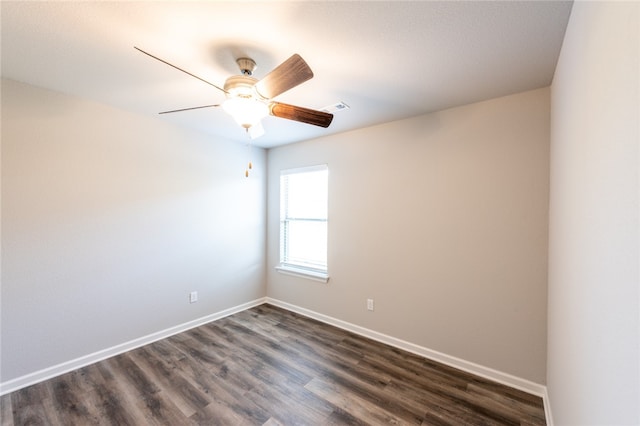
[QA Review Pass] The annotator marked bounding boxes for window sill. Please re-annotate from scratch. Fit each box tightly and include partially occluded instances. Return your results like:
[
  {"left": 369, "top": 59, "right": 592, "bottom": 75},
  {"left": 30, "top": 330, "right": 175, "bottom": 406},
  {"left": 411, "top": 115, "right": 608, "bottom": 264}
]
[{"left": 275, "top": 265, "right": 329, "bottom": 283}]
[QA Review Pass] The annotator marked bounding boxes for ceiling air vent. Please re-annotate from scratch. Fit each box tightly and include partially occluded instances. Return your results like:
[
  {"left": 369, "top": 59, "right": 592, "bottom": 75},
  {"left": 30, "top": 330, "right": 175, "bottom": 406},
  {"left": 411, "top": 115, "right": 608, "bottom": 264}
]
[{"left": 321, "top": 101, "right": 350, "bottom": 113}]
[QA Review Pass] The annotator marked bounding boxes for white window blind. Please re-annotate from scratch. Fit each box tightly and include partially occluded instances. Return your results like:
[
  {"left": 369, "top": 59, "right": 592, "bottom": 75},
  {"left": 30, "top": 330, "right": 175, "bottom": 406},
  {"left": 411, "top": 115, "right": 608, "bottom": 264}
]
[{"left": 279, "top": 165, "right": 328, "bottom": 278}]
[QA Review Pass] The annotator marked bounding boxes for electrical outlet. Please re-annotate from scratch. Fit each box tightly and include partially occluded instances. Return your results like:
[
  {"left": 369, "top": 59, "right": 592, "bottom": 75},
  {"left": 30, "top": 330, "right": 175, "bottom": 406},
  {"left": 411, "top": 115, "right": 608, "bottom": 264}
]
[
  {"left": 189, "top": 291, "right": 198, "bottom": 303},
  {"left": 367, "top": 298, "right": 374, "bottom": 311}
]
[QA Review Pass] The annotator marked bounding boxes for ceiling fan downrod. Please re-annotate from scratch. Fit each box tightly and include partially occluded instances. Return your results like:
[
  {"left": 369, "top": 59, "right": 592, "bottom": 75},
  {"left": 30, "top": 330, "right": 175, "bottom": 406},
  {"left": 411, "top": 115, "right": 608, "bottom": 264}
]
[{"left": 236, "top": 57, "right": 256, "bottom": 76}]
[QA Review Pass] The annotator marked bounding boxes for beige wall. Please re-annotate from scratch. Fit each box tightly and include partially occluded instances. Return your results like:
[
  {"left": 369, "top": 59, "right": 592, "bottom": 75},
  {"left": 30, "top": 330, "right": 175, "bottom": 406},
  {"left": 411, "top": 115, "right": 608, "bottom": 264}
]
[
  {"left": 1, "top": 79, "right": 267, "bottom": 383},
  {"left": 548, "top": 2, "right": 640, "bottom": 424},
  {"left": 267, "top": 88, "right": 550, "bottom": 384}
]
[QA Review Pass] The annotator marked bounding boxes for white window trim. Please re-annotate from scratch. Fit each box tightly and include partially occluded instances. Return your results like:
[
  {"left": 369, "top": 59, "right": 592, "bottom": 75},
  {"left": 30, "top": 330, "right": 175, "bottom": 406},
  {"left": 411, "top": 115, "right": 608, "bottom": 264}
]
[
  {"left": 275, "top": 265, "right": 329, "bottom": 283},
  {"left": 280, "top": 164, "right": 328, "bottom": 176},
  {"left": 279, "top": 164, "right": 329, "bottom": 283}
]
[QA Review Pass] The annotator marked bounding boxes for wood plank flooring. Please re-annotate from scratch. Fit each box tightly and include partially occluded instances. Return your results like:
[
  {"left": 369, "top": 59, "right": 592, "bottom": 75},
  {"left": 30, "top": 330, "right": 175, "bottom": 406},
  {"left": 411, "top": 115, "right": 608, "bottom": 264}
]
[{"left": 1, "top": 304, "right": 546, "bottom": 425}]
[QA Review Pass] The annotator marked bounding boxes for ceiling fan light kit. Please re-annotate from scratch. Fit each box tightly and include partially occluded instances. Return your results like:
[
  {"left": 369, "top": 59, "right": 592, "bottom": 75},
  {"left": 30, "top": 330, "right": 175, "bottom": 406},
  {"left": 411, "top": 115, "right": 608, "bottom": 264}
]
[
  {"left": 222, "top": 98, "right": 269, "bottom": 129},
  {"left": 222, "top": 72, "right": 269, "bottom": 129}
]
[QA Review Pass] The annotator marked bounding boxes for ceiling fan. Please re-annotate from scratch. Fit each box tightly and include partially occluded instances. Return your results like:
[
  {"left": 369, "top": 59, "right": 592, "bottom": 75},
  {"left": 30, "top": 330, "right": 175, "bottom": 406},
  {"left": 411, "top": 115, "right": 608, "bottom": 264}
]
[{"left": 134, "top": 47, "right": 334, "bottom": 139}]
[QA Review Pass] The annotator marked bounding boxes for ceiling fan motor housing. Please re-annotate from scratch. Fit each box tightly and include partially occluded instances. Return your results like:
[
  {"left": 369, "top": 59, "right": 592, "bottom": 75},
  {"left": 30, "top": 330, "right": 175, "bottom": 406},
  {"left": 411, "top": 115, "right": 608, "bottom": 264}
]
[{"left": 224, "top": 75, "right": 259, "bottom": 99}]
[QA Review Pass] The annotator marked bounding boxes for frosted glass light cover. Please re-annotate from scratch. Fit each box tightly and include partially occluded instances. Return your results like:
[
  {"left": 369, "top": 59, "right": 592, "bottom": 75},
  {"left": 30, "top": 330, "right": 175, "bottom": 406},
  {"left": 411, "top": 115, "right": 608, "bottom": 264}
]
[{"left": 222, "top": 97, "right": 269, "bottom": 128}]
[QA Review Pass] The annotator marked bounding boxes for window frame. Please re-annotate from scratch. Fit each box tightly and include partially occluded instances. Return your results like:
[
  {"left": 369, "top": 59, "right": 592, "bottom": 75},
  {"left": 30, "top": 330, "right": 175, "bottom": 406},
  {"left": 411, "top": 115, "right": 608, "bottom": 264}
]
[{"left": 276, "top": 164, "right": 329, "bottom": 283}]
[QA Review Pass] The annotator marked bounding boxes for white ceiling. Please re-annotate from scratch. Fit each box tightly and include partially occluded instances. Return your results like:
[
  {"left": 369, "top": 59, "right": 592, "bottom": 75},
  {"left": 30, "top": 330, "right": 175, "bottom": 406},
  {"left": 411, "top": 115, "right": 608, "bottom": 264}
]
[{"left": 1, "top": 1, "right": 572, "bottom": 148}]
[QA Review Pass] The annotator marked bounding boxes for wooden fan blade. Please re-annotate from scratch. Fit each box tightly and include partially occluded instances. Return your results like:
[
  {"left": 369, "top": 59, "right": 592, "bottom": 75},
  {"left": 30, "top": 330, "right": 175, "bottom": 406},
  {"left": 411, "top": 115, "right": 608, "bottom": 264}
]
[
  {"left": 270, "top": 102, "right": 333, "bottom": 128},
  {"left": 255, "top": 54, "right": 314, "bottom": 99},
  {"left": 134, "top": 47, "right": 227, "bottom": 94},
  {"left": 159, "top": 104, "right": 220, "bottom": 114}
]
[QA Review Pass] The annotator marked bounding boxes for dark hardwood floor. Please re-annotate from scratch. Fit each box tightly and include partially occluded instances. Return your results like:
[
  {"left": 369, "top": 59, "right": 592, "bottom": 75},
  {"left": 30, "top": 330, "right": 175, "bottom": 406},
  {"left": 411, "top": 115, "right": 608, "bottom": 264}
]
[{"left": 1, "top": 304, "right": 546, "bottom": 425}]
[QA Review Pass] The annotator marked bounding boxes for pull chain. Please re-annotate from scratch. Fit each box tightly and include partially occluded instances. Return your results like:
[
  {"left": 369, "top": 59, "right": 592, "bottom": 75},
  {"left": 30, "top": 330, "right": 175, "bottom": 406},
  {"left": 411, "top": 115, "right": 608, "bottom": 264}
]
[{"left": 245, "top": 137, "right": 253, "bottom": 178}]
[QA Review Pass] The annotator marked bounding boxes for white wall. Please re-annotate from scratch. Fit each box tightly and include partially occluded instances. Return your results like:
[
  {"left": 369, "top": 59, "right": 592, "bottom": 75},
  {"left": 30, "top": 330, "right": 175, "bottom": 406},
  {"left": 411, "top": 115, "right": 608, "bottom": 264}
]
[
  {"left": 0, "top": 79, "right": 266, "bottom": 383},
  {"left": 548, "top": 2, "right": 640, "bottom": 425},
  {"left": 267, "top": 88, "right": 550, "bottom": 384}
]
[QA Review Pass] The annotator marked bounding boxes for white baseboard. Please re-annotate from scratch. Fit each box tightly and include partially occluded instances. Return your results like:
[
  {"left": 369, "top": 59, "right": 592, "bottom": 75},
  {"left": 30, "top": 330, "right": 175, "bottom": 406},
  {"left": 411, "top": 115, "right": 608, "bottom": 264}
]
[
  {"left": 0, "top": 297, "right": 267, "bottom": 396},
  {"left": 543, "top": 387, "right": 554, "bottom": 426},
  {"left": 266, "top": 297, "right": 548, "bottom": 399}
]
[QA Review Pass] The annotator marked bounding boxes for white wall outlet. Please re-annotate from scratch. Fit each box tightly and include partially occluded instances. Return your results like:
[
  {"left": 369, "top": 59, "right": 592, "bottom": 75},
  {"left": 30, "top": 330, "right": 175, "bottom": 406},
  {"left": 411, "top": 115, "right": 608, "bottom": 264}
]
[
  {"left": 189, "top": 291, "right": 198, "bottom": 303},
  {"left": 367, "top": 298, "right": 374, "bottom": 311}
]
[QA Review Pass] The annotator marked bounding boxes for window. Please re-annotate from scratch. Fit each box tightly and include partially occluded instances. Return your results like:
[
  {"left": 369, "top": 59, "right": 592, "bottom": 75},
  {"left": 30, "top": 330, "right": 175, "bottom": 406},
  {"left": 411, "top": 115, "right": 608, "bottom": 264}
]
[{"left": 277, "top": 165, "right": 328, "bottom": 282}]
